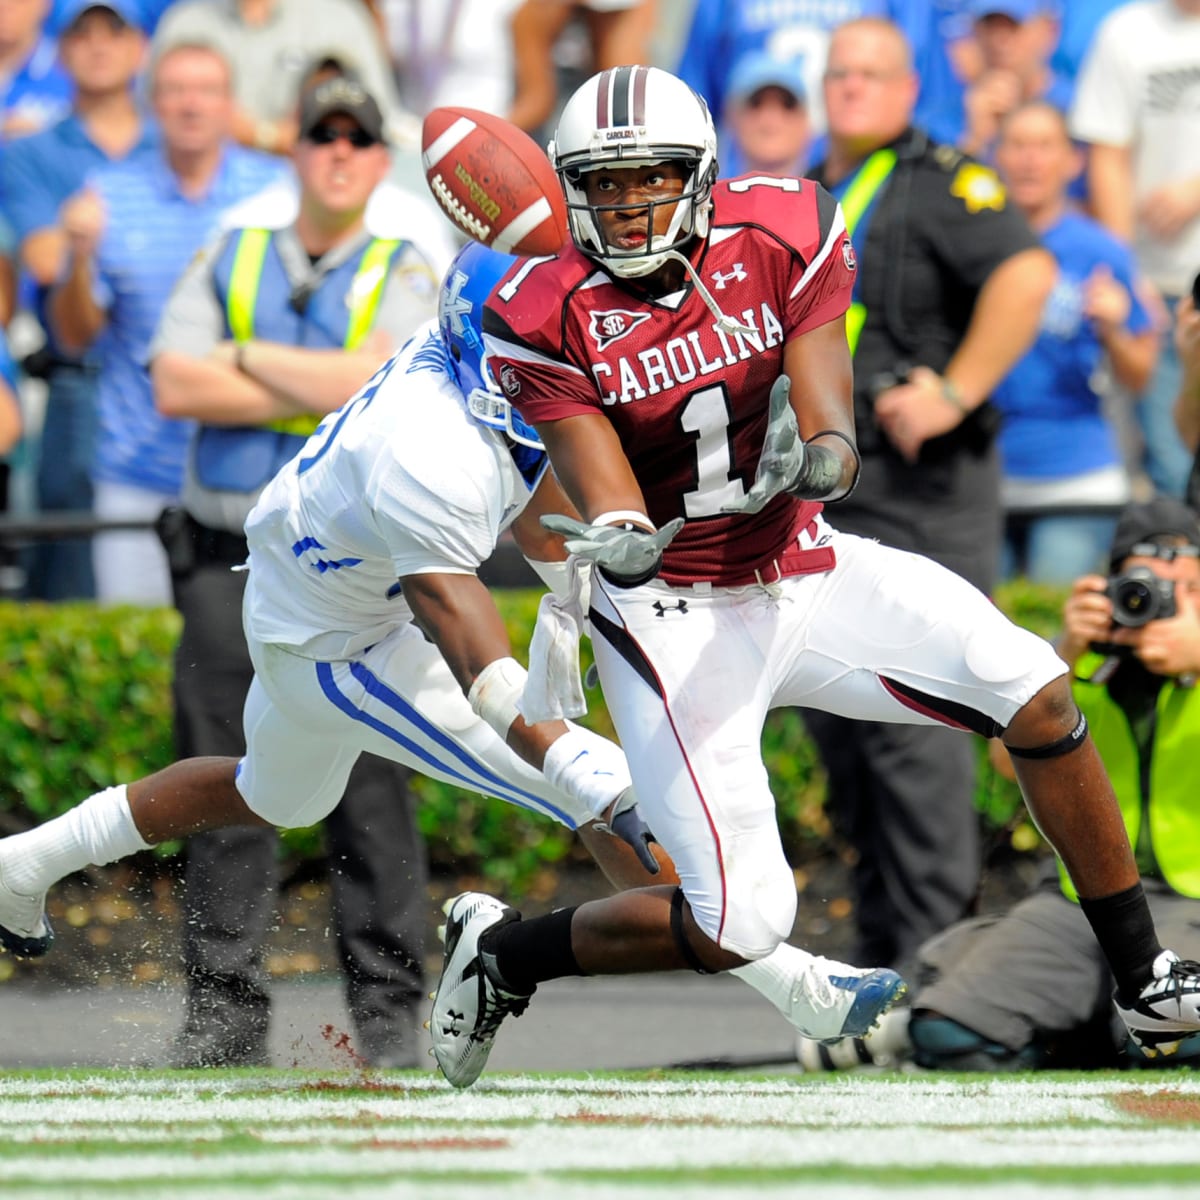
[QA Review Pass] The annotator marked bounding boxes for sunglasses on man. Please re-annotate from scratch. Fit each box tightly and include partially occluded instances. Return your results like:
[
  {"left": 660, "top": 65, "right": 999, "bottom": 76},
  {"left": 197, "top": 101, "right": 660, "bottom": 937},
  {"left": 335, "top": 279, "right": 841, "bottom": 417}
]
[{"left": 305, "top": 124, "right": 380, "bottom": 149}]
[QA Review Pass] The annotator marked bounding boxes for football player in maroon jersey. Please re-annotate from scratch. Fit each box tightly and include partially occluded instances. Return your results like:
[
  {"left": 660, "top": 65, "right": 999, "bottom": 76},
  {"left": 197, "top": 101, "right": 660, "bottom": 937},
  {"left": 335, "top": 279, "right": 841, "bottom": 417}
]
[{"left": 427, "top": 64, "right": 1200, "bottom": 1089}]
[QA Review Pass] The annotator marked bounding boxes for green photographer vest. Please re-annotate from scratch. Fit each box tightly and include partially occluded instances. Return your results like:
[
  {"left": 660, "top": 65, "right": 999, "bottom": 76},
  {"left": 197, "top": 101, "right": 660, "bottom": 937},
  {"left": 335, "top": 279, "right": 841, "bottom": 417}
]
[{"left": 1059, "top": 653, "right": 1200, "bottom": 901}]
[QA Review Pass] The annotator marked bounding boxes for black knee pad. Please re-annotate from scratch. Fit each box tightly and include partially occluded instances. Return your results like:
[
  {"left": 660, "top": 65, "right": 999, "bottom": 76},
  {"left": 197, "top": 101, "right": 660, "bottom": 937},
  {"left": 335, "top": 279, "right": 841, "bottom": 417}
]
[
  {"left": 670, "top": 887, "right": 717, "bottom": 975},
  {"left": 1006, "top": 710, "right": 1089, "bottom": 761}
]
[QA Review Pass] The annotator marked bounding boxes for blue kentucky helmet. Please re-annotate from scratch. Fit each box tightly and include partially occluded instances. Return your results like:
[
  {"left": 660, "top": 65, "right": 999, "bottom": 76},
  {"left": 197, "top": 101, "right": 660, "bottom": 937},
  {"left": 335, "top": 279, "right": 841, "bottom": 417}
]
[{"left": 438, "top": 242, "right": 543, "bottom": 450}]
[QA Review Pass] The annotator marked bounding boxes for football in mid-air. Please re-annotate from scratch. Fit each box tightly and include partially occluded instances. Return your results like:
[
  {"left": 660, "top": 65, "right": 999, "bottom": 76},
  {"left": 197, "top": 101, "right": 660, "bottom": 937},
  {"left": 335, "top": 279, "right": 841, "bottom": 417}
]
[{"left": 422, "top": 107, "right": 568, "bottom": 256}]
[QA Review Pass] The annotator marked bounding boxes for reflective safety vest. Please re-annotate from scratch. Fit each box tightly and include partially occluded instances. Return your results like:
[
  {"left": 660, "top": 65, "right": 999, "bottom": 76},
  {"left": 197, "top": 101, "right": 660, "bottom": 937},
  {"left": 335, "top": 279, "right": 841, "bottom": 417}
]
[
  {"left": 836, "top": 148, "right": 897, "bottom": 357},
  {"left": 1059, "top": 654, "right": 1200, "bottom": 901},
  {"left": 194, "top": 227, "right": 402, "bottom": 493}
]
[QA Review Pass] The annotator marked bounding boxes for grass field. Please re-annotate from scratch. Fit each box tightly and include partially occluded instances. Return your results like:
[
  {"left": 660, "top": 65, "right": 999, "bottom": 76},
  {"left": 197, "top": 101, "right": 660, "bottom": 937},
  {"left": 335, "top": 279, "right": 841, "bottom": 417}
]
[{"left": 2, "top": 1069, "right": 1199, "bottom": 1198}]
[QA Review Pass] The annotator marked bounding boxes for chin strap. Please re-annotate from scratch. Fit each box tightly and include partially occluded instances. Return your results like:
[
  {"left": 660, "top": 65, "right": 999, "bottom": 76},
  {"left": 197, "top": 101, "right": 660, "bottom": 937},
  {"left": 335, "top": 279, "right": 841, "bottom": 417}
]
[{"left": 659, "top": 248, "right": 757, "bottom": 337}]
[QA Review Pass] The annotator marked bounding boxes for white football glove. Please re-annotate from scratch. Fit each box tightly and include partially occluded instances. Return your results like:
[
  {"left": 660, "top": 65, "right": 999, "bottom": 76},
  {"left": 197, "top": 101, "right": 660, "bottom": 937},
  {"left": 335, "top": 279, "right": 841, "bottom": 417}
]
[
  {"left": 722, "top": 375, "right": 804, "bottom": 515},
  {"left": 541, "top": 514, "right": 684, "bottom": 586}
]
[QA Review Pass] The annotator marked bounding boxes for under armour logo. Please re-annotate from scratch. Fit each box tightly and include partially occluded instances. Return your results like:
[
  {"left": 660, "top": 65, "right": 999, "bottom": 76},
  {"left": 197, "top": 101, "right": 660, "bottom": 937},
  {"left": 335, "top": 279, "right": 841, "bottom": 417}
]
[
  {"left": 711, "top": 264, "right": 747, "bottom": 290},
  {"left": 652, "top": 599, "right": 689, "bottom": 617},
  {"left": 439, "top": 268, "right": 473, "bottom": 335},
  {"left": 442, "top": 1008, "right": 465, "bottom": 1036}
]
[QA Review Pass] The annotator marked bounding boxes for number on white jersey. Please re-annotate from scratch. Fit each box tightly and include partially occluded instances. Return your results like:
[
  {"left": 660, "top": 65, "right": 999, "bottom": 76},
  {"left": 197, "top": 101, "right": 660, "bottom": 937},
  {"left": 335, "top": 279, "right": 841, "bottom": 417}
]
[{"left": 297, "top": 357, "right": 393, "bottom": 476}]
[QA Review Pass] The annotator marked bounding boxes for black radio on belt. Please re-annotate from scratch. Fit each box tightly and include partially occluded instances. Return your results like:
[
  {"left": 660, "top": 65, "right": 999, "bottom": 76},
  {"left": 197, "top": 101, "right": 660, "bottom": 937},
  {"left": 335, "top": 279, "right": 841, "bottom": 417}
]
[{"left": 155, "top": 507, "right": 248, "bottom": 577}]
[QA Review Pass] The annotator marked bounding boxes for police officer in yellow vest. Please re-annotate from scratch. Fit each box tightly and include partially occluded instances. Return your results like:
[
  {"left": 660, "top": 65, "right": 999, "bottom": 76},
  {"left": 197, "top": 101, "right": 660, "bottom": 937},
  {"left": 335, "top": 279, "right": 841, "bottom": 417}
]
[
  {"left": 799, "top": 18, "right": 1056, "bottom": 980},
  {"left": 907, "top": 497, "right": 1200, "bottom": 1070},
  {"left": 149, "top": 73, "right": 446, "bottom": 1067}
]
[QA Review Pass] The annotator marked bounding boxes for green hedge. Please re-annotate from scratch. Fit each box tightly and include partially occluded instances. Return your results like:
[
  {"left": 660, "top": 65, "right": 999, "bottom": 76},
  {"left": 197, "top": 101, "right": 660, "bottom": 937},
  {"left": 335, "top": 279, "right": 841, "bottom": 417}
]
[{"left": 0, "top": 580, "right": 1070, "bottom": 890}]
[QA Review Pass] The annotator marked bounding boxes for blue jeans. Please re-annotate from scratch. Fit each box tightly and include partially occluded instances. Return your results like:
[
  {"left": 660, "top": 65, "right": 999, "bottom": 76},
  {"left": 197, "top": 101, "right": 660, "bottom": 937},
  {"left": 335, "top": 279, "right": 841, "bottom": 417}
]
[
  {"left": 1137, "top": 313, "right": 1191, "bottom": 499},
  {"left": 1002, "top": 511, "right": 1118, "bottom": 584},
  {"left": 25, "top": 364, "right": 98, "bottom": 601}
]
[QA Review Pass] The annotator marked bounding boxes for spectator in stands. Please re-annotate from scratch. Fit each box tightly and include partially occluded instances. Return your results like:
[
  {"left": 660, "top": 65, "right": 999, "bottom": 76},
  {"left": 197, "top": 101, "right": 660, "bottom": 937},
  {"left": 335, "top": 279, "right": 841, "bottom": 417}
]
[
  {"left": 1175, "top": 288, "right": 1200, "bottom": 510},
  {"left": 381, "top": 0, "right": 525, "bottom": 120},
  {"left": 679, "top": 0, "right": 977, "bottom": 148},
  {"left": 149, "top": 72, "right": 435, "bottom": 1068},
  {"left": 2, "top": 0, "right": 155, "bottom": 601},
  {"left": 0, "top": 0, "right": 72, "bottom": 141},
  {"left": 0, "top": 335, "right": 19, "bottom": 454},
  {"left": 48, "top": 41, "right": 284, "bottom": 605},
  {"left": 1070, "top": 0, "right": 1200, "bottom": 499},
  {"left": 1051, "top": 0, "right": 1135, "bottom": 87},
  {"left": 720, "top": 50, "right": 812, "bottom": 179},
  {"left": 993, "top": 101, "right": 1157, "bottom": 583},
  {"left": 959, "top": 0, "right": 1070, "bottom": 164},
  {"left": 151, "top": 0, "right": 403, "bottom": 158},
  {"left": 508, "top": 0, "right": 655, "bottom": 135},
  {"left": 46, "top": 0, "right": 176, "bottom": 36}
]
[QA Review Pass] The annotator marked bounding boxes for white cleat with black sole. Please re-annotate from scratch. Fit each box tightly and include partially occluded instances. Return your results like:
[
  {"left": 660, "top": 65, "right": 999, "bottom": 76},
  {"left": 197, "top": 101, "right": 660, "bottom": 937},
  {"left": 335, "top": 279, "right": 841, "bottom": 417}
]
[
  {"left": 428, "top": 892, "right": 532, "bottom": 1089},
  {"left": 1115, "top": 949, "right": 1200, "bottom": 1058}
]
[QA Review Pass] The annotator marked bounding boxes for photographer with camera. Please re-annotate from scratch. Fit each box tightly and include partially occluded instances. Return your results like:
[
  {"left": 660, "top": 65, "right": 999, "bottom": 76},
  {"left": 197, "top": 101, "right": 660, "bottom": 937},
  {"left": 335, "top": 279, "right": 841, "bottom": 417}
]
[{"left": 894, "top": 496, "right": 1200, "bottom": 1071}]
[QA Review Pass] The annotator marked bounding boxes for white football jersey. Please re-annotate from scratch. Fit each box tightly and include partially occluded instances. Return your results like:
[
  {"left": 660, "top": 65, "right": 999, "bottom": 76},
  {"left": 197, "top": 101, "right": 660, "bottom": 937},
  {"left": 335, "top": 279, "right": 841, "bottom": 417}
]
[{"left": 244, "top": 324, "right": 545, "bottom": 660}]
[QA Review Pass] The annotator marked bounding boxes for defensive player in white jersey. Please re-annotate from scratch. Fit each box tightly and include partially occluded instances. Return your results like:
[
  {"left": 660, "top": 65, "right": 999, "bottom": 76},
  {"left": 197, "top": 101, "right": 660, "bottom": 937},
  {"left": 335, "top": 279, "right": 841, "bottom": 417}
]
[
  {"left": 428, "top": 64, "right": 1200, "bottom": 1088},
  {"left": 0, "top": 243, "right": 903, "bottom": 1063}
]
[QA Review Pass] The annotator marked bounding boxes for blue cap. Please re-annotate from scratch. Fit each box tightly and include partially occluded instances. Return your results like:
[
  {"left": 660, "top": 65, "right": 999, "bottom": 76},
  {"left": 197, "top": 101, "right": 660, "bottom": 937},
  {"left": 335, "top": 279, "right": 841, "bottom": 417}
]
[
  {"left": 968, "top": 0, "right": 1053, "bottom": 21},
  {"left": 726, "top": 51, "right": 807, "bottom": 107},
  {"left": 59, "top": 0, "right": 143, "bottom": 32}
]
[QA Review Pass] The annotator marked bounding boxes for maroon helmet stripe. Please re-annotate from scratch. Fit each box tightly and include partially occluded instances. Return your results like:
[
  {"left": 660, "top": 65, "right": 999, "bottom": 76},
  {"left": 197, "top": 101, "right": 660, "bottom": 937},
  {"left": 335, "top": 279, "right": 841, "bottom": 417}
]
[
  {"left": 595, "top": 68, "right": 613, "bottom": 127},
  {"left": 631, "top": 65, "right": 648, "bottom": 126}
]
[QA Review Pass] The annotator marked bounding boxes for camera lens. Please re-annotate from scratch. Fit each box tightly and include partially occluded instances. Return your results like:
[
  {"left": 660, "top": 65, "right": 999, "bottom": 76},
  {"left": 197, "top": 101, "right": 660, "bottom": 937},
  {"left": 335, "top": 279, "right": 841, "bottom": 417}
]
[{"left": 1111, "top": 578, "right": 1157, "bottom": 627}]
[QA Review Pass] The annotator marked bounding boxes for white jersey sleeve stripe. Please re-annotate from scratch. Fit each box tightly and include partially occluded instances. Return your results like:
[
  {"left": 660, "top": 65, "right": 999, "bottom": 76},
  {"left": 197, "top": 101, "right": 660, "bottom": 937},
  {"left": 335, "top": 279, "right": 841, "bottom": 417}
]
[
  {"left": 484, "top": 330, "right": 589, "bottom": 377},
  {"left": 789, "top": 204, "right": 848, "bottom": 301}
]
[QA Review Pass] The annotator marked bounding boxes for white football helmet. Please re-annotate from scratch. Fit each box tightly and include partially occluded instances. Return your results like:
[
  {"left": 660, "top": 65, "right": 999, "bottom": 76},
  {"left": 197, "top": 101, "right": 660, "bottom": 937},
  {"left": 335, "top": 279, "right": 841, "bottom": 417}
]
[{"left": 548, "top": 65, "right": 718, "bottom": 279}]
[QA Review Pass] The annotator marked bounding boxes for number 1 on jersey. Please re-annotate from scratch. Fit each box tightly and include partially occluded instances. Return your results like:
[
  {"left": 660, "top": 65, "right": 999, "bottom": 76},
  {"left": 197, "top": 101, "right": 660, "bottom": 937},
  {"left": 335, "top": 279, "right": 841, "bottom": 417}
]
[{"left": 679, "top": 384, "right": 747, "bottom": 517}]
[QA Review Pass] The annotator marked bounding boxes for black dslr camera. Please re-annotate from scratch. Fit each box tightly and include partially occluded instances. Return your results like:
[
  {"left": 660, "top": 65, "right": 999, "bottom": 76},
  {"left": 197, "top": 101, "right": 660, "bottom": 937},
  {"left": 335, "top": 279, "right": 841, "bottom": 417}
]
[{"left": 1106, "top": 566, "right": 1176, "bottom": 628}]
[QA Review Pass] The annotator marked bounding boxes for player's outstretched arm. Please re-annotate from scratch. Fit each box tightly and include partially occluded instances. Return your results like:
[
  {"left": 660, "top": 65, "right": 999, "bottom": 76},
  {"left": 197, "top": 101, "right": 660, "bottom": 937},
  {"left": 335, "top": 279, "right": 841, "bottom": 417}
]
[
  {"left": 723, "top": 318, "right": 858, "bottom": 514},
  {"left": 401, "top": 570, "right": 659, "bottom": 874}
]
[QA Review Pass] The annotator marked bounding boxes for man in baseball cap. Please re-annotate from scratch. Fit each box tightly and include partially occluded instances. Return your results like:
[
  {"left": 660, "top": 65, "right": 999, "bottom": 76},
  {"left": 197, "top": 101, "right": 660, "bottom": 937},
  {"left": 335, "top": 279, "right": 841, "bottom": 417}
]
[
  {"left": 58, "top": 0, "right": 142, "bottom": 31},
  {"left": 297, "top": 72, "right": 387, "bottom": 147},
  {"left": 722, "top": 50, "right": 811, "bottom": 178}
]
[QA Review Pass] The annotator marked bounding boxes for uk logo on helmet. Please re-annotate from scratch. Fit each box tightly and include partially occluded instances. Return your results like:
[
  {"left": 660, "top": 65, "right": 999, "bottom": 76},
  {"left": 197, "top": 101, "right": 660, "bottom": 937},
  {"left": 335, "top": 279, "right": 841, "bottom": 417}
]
[{"left": 589, "top": 308, "right": 652, "bottom": 351}]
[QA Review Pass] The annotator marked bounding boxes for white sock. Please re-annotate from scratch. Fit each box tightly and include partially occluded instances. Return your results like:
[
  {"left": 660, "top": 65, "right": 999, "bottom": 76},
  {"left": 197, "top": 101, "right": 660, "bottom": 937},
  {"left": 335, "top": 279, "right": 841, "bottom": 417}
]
[
  {"left": 1, "top": 786, "right": 152, "bottom": 896},
  {"left": 730, "top": 942, "right": 822, "bottom": 1016}
]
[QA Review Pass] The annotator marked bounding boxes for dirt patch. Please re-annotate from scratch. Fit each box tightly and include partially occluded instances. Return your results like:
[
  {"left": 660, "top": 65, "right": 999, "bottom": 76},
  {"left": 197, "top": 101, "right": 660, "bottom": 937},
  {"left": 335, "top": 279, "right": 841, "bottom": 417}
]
[{"left": 1111, "top": 1090, "right": 1200, "bottom": 1123}]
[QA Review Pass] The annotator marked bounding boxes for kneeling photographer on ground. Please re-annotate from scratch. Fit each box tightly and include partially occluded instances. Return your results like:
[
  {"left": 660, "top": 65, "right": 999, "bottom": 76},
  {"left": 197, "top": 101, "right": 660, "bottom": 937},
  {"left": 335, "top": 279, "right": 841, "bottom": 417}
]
[{"left": 806, "top": 497, "right": 1200, "bottom": 1072}]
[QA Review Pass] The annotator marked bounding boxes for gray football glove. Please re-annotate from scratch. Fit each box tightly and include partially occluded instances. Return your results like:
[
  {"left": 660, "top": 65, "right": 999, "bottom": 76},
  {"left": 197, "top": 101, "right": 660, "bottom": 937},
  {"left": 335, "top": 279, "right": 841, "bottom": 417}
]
[
  {"left": 541, "top": 514, "right": 684, "bottom": 586},
  {"left": 722, "top": 375, "right": 804, "bottom": 515},
  {"left": 596, "top": 787, "right": 660, "bottom": 875}
]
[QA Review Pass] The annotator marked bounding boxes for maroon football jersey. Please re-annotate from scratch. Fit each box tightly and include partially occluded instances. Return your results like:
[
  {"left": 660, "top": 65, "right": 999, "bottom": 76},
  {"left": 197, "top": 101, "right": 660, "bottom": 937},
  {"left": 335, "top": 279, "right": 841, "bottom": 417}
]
[{"left": 484, "top": 176, "right": 855, "bottom": 586}]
